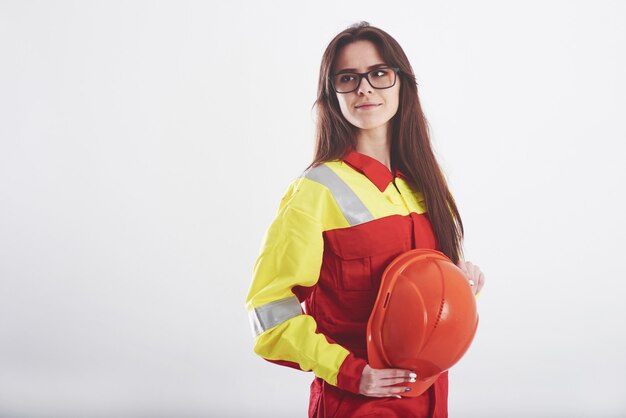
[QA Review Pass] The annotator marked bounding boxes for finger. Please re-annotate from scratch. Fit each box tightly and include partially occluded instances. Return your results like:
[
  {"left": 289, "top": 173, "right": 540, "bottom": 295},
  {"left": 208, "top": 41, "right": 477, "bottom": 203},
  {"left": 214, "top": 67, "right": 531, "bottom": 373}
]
[
  {"left": 371, "top": 386, "right": 411, "bottom": 396},
  {"left": 363, "top": 392, "right": 401, "bottom": 398},
  {"left": 476, "top": 272, "right": 485, "bottom": 293},
  {"left": 473, "top": 265, "right": 481, "bottom": 280},
  {"left": 466, "top": 269, "right": 475, "bottom": 287},
  {"left": 378, "top": 376, "right": 415, "bottom": 386},
  {"left": 376, "top": 369, "right": 416, "bottom": 380},
  {"left": 469, "top": 265, "right": 480, "bottom": 286},
  {"left": 380, "top": 371, "right": 417, "bottom": 381},
  {"left": 468, "top": 263, "right": 478, "bottom": 278},
  {"left": 468, "top": 276, "right": 475, "bottom": 287},
  {"left": 388, "top": 386, "right": 411, "bottom": 394}
]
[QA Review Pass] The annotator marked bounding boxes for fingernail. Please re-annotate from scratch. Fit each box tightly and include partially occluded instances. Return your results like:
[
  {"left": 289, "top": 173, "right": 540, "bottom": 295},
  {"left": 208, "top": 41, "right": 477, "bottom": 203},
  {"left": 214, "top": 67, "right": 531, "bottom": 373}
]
[
  {"left": 404, "top": 387, "right": 412, "bottom": 392},
  {"left": 395, "top": 395, "right": 402, "bottom": 399},
  {"left": 409, "top": 372, "right": 417, "bottom": 378}
]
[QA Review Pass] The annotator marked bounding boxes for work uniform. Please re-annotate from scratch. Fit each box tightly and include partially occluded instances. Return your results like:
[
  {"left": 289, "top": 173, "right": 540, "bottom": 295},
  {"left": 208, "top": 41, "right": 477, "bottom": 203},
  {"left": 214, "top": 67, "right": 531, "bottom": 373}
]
[{"left": 246, "top": 150, "right": 449, "bottom": 418}]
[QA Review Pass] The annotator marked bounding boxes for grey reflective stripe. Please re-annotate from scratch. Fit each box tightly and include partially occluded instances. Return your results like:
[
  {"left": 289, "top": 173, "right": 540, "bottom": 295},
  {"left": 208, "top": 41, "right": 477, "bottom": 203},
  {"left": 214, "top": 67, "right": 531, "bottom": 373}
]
[
  {"left": 249, "top": 295, "right": 302, "bottom": 337},
  {"left": 304, "top": 164, "right": 374, "bottom": 226}
]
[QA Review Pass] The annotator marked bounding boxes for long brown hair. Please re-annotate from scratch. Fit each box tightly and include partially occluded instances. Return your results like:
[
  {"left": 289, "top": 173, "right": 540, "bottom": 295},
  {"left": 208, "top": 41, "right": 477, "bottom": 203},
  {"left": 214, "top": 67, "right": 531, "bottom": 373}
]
[{"left": 309, "top": 21, "right": 464, "bottom": 263}]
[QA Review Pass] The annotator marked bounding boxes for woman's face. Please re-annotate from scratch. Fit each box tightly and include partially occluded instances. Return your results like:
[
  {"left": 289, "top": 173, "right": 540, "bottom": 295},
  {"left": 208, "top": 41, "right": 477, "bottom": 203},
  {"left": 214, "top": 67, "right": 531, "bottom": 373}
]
[{"left": 332, "top": 40, "right": 401, "bottom": 134}]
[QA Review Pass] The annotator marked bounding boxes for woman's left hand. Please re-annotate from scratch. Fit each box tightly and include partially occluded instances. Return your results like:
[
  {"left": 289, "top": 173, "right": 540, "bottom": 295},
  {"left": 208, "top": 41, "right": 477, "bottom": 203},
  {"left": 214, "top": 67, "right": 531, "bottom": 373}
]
[{"left": 456, "top": 260, "right": 485, "bottom": 295}]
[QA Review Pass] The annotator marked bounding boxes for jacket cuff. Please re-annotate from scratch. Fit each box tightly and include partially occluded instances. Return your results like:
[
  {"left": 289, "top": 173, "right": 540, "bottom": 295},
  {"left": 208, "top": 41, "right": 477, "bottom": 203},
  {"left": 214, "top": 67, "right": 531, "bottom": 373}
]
[{"left": 335, "top": 352, "right": 368, "bottom": 394}]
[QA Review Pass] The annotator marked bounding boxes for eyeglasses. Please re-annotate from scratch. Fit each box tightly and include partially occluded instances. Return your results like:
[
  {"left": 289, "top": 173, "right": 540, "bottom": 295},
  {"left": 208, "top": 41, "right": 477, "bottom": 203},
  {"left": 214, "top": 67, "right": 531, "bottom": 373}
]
[{"left": 329, "top": 66, "right": 401, "bottom": 94}]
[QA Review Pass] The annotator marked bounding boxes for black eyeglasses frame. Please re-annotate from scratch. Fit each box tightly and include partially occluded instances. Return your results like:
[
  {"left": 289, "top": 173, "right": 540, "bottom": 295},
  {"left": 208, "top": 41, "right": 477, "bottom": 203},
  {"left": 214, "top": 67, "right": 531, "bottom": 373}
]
[{"left": 329, "top": 66, "right": 401, "bottom": 94}]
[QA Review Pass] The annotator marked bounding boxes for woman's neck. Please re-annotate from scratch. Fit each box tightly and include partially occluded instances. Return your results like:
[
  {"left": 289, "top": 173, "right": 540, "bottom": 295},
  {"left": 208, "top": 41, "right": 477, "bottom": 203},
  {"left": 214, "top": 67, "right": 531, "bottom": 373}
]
[{"left": 355, "top": 128, "right": 392, "bottom": 171}]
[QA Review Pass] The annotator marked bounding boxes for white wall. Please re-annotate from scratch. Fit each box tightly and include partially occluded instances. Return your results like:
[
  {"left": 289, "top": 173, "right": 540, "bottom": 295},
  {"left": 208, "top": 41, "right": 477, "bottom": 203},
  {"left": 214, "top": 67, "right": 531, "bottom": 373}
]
[{"left": 1, "top": 1, "right": 625, "bottom": 417}]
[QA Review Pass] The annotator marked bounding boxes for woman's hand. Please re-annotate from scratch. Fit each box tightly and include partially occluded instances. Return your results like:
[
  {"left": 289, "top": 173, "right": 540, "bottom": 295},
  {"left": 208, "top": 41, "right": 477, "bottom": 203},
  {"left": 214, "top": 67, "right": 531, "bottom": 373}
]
[
  {"left": 456, "top": 260, "right": 485, "bottom": 295},
  {"left": 359, "top": 364, "right": 416, "bottom": 398}
]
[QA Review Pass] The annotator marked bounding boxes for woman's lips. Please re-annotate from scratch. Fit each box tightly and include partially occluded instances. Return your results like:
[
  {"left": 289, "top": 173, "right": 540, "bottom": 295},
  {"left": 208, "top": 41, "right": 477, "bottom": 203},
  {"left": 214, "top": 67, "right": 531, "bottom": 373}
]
[{"left": 356, "top": 103, "right": 381, "bottom": 110}]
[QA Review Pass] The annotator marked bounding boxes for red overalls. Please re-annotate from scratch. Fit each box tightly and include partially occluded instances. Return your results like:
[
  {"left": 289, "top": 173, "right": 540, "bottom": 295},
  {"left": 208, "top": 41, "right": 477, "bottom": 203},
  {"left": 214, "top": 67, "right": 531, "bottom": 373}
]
[
  {"left": 296, "top": 152, "right": 448, "bottom": 417},
  {"left": 247, "top": 150, "right": 449, "bottom": 418}
]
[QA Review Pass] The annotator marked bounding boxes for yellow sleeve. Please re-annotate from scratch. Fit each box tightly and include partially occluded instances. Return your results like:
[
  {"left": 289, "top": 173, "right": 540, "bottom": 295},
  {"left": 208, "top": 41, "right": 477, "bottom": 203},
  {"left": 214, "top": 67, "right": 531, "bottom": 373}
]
[{"left": 245, "top": 176, "right": 360, "bottom": 387}]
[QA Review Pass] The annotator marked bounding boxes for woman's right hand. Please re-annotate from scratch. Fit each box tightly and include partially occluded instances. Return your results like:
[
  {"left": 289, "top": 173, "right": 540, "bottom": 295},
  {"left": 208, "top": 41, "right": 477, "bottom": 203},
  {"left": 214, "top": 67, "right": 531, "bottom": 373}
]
[{"left": 358, "top": 364, "right": 416, "bottom": 398}]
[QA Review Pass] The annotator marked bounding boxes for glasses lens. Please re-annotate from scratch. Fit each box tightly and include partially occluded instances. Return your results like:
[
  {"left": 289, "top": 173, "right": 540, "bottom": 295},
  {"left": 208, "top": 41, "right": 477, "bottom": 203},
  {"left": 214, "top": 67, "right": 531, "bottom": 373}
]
[
  {"left": 368, "top": 67, "right": 396, "bottom": 89},
  {"left": 333, "top": 73, "right": 358, "bottom": 93},
  {"left": 332, "top": 67, "right": 396, "bottom": 93}
]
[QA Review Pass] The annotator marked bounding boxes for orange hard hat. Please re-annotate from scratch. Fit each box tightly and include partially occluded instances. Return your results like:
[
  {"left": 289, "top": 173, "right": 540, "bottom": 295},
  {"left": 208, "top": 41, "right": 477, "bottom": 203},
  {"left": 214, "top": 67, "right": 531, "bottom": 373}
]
[{"left": 367, "top": 249, "right": 479, "bottom": 397}]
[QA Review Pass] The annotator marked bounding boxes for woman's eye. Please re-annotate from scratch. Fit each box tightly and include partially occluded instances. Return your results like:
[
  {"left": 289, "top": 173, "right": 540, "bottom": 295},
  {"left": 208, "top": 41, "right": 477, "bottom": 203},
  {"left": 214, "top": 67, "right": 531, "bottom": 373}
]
[
  {"left": 339, "top": 74, "right": 355, "bottom": 83},
  {"left": 372, "top": 69, "right": 388, "bottom": 78}
]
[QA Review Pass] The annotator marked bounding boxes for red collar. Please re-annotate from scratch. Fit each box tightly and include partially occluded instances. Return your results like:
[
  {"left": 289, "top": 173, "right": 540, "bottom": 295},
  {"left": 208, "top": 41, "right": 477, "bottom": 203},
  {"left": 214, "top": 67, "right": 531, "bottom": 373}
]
[{"left": 342, "top": 150, "right": 408, "bottom": 192}]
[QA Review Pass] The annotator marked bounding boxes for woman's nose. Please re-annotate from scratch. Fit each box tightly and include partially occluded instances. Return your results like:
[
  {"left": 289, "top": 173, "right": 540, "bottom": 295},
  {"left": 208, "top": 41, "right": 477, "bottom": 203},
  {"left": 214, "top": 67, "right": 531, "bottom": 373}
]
[{"left": 356, "top": 75, "right": 373, "bottom": 94}]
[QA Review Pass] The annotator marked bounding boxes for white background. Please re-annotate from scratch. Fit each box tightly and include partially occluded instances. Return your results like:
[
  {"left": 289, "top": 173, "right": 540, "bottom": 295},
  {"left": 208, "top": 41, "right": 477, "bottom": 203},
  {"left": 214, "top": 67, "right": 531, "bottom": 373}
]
[{"left": 1, "top": 1, "right": 625, "bottom": 417}]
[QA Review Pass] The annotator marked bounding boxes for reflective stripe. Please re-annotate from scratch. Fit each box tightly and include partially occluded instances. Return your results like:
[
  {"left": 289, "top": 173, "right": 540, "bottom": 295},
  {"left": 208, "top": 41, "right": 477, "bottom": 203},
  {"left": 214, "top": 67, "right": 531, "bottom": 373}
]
[
  {"left": 249, "top": 295, "right": 303, "bottom": 337},
  {"left": 304, "top": 164, "right": 374, "bottom": 226}
]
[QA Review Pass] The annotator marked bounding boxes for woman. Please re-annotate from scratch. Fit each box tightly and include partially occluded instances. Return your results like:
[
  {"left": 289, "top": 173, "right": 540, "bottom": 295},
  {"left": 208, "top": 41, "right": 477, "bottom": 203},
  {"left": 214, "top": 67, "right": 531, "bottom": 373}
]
[{"left": 246, "top": 21, "right": 485, "bottom": 418}]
